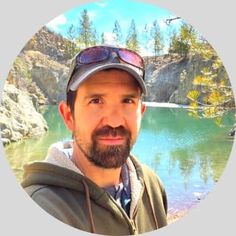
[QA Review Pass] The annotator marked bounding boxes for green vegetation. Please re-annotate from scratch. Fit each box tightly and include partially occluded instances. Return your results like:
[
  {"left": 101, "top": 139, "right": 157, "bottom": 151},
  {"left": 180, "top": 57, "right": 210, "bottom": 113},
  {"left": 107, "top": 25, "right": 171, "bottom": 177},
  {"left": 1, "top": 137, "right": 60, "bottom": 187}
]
[
  {"left": 168, "top": 23, "right": 198, "bottom": 56},
  {"left": 77, "top": 9, "right": 98, "bottom": 48},
  {"left": 151, "top": 20, "right": 164, "bottom": 58},
  {"left": 112, "top": 20, "right": 123, "bottom": 46},
  {"left": 64, "top": 25, "right": 79, "bottom": 59},
  {"left": 64, "top": 8, "right": 168, "bottom": 57},
  {"left": 166, "top": 20, "right": 235, "bottom": 124},
  {"left": 61, "top": 10, "right": 235, "bottom": 123},
  {"left": 174, "top": 25, "right": 235, "bottom": 124},
  {"left": 126, "top": 19, "right": 140, "bottom": 52},
  {"left": 65, "top": 9, "right": 98, "bottom": 58}
]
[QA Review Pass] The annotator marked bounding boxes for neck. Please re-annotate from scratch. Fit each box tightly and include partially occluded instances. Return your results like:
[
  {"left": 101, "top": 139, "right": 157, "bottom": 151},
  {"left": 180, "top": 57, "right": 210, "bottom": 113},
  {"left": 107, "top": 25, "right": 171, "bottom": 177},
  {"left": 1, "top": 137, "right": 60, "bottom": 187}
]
[{"left": 72, "top": 143, "right": 122, "bottom": 188}]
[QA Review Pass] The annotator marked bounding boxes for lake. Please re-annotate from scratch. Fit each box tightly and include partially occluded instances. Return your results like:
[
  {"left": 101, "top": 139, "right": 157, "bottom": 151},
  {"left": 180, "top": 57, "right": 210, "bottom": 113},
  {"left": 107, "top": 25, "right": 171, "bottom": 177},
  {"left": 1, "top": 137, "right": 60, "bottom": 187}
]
[{"left": 4, "top": 105, "right": 235, "bottom": 217}]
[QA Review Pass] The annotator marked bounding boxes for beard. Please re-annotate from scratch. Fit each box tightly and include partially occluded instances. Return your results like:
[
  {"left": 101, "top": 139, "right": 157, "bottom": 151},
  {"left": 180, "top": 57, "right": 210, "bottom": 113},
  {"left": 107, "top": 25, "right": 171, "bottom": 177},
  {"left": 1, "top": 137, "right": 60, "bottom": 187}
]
[{"left": 74, "top": 126, "right": 132, "bottom": 169}]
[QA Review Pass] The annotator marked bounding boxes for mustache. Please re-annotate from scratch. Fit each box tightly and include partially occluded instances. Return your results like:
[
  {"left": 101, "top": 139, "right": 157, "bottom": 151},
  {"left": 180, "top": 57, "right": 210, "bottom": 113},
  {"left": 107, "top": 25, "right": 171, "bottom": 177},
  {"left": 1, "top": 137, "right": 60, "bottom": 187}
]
[{"left": 93, "top": 125, "right": 131, "bottom": 138}]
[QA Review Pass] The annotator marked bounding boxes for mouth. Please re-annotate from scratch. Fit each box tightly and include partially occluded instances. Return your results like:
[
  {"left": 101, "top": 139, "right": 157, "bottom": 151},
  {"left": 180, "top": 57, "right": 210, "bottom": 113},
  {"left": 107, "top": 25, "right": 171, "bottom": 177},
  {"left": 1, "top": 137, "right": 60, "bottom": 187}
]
[{"left": 97, "top": 136, "right": 126, "bottom": 145}]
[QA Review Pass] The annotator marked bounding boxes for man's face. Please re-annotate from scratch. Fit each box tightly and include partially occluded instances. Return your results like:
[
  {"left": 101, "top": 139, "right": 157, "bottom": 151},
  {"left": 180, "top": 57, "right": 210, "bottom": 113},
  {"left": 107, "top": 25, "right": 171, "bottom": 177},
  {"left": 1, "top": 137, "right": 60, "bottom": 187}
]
[{"left": 65, "top": 69, "right": 146, "bottom": 169}]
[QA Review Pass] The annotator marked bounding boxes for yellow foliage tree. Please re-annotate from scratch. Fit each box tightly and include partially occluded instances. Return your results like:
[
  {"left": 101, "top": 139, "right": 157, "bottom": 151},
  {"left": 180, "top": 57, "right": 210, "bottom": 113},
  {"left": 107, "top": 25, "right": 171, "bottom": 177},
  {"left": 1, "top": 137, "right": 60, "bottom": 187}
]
[
  {"left": 186, "top": 44, "right": 235, "bottom": 125},
  {"left": 167, "top": 20, "right": 235, "bottom": 125}
]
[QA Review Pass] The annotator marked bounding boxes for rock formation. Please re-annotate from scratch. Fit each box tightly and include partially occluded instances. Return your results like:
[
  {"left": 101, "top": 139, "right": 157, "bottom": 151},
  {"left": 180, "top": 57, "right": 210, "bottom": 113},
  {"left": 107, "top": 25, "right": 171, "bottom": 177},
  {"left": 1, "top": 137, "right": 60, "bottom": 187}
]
[
  {"left": 1, "top": 26, "right": 231, "bottom": 145},
  {"left": 144, "top": 54, "right": 230, "bottom": 104},
  {"left": 0, "top": 84, "right": 48, "bottom": 145},
  {"left": 1, "top": 27, "right": 70, "bottom": 145}
]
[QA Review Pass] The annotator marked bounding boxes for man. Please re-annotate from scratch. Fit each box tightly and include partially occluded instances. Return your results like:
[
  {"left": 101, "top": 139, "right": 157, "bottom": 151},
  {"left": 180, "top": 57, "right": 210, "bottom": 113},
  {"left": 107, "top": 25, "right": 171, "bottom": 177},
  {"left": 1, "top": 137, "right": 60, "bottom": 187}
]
[{"left": 22, "top": 45, "right": 167, "bottom": 235}]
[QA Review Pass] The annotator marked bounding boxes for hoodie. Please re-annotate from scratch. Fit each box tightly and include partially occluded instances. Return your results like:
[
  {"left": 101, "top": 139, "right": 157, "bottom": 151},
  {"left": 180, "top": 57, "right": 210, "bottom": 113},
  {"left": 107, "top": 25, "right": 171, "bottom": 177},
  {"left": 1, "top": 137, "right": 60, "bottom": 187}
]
[{"left": 22, "top": 141, "right": 167, "bottom": 235}]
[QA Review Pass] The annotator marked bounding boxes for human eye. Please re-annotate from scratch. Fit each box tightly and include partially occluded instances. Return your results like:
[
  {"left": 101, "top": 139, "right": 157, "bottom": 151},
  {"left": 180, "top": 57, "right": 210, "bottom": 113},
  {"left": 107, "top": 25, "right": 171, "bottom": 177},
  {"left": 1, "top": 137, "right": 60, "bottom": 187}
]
[
  {"left": 123, "top": 98, "right": 135, "bottom": 104},
  {"left": 89, "top": 98, "right": 102, "bottom": 104}
]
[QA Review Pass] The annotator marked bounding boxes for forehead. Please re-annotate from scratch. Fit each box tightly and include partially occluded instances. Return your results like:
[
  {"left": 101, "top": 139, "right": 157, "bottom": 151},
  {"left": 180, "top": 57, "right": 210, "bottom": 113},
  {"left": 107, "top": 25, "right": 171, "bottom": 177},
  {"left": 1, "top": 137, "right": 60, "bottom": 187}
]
[{"left": 78, "top": 69, "right": 141, "bottom": 92}]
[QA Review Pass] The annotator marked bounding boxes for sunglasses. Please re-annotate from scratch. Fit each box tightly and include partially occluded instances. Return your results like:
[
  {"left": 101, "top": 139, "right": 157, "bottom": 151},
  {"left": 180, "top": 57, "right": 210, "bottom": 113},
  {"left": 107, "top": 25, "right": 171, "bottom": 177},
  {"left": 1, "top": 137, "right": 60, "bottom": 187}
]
[
  {"left": 76, "top": 46, "right": 144, "bottom": 69},
  {"left": 67, "top": 46, "right": 145, "bottom": 92}
]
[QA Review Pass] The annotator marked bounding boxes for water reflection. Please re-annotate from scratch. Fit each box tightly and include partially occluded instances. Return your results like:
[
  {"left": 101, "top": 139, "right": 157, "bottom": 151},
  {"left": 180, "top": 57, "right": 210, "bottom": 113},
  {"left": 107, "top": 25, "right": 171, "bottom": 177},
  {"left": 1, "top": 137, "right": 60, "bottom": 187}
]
[
  {"left": 132, "top": 106, "right": 234, "bottom": 211},
  {"left": 4, "top": 105, "right": 234, "bottom": 212}
]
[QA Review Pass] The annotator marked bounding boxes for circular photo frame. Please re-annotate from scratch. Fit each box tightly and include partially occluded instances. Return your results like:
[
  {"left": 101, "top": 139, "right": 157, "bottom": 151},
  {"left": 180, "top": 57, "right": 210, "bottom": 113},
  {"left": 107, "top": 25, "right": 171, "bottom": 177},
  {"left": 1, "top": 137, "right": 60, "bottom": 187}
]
[{"left": 1, "top": 0, "right": 235, "bottom": 235}]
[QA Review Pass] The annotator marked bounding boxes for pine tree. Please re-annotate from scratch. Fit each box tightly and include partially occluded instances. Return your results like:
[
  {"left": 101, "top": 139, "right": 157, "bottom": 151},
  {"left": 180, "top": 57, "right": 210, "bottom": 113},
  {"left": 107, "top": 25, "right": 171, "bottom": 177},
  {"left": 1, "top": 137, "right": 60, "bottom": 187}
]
[
  {"left": 173, "top": 24, "right": 236, "bottom": 123},
  {"left": 186, "top": 43, "right": 235, "bottom": 124},
  {"left": 92, "top": 28, "right": 99, "bottom": 45},
  {"left": 112, "top": 20, "right": 123, "bottom": 45},
  {"left": 169, "top": 23, "right": 197, "bottom": 56},
  {"left": 142, "top": 23, "right": 151, "bottom": 58},
  {"left": 65, "top": 24, "right": 79, "bottom": 58},
  {"left": 101, "top": 32, "right": 105, "bottom": 44},
  {"left": 151, "top": 20, "right": 164, "bottom": 58},
  {"left": 77, "top": 9, "right": 97, "bottom": 48},
  {"left": 126, "top": 19, "right": 140, "bottom": 52},
  {"left": 168, "top": 29, "right": 178, "bottom": 54}
]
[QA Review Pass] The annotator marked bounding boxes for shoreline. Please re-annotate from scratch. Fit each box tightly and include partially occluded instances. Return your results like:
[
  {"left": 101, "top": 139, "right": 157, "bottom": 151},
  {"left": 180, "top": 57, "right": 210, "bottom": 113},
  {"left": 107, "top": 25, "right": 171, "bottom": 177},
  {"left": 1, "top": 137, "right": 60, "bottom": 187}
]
[
  {"left": 143, "top": 101, "right": 189, "bottom": 108},
  {"left": 167, "top": 210, "right": 189, "bottom": 224}
]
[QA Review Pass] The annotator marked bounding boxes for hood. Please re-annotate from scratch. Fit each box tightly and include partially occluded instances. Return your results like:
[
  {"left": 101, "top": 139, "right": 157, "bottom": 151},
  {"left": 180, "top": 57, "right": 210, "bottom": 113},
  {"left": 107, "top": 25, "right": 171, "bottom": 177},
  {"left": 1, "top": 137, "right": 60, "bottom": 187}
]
[
  {"left": 21, "top": 141, "right": 163, "bottom": 232},
  {"left": 22, "top": 140, "right": 104, "bottom": 196},
  {"left": 21, "top": 140, "right": 144, "bottom": 216},
  {"left": 43, "top": 140, "right": 83, "bottom": 174}
]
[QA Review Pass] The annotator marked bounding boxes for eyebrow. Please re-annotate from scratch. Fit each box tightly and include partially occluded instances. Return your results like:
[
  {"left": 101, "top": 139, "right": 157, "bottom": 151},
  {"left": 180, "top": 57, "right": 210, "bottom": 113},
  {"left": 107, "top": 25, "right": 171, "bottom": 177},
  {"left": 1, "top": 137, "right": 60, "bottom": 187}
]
[
  {"left": 84, "top": 92, "right": 141, "bottom": 100},
  {"left": 121, "top": 93, "right": 141, "bottom": 99},
  {"left": 84, "top": 93, "right": 105, "bottom": 100}
]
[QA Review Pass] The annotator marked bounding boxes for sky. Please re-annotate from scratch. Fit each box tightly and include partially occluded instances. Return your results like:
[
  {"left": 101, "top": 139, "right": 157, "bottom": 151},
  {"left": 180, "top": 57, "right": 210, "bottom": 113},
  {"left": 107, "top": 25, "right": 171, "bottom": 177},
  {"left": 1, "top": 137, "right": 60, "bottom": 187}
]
[{"left": 46, "top": 0, "right": 184, "bottom": 55}]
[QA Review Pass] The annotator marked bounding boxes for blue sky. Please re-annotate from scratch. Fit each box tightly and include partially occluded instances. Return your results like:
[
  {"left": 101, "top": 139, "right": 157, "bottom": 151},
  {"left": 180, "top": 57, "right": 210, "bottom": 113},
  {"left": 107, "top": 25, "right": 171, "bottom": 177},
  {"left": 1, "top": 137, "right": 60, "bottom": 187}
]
[{"left": 46, "top": 0, "right": 183, "bottom": 55}]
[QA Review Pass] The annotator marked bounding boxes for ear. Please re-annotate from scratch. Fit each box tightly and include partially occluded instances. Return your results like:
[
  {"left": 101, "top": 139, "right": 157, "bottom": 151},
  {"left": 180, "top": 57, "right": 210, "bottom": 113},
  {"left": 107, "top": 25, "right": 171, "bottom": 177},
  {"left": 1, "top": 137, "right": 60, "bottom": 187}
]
[
  {"left": 141, "top": 102, "right": 146, "bottom": 116},
  {"left": 58, "top": 101, "right": 74, "bottom": 131}
]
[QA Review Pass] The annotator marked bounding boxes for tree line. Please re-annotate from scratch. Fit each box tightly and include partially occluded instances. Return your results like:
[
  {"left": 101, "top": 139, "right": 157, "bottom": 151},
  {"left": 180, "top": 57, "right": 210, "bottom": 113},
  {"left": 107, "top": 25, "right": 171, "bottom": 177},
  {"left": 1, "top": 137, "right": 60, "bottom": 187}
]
[
  {"left": 63, "top": 9, "right": 235, "bottom": 123},
  {"left": 64, "top": 9, "right": 193, "bottom": 58}
]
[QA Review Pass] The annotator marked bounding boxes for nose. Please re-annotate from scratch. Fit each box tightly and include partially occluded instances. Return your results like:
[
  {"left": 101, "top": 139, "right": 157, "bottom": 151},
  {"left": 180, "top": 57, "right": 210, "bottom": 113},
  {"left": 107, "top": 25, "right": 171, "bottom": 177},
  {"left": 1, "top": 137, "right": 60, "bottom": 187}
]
[{"left": 101, "top": 106, "right": 125, "bottom": 128}]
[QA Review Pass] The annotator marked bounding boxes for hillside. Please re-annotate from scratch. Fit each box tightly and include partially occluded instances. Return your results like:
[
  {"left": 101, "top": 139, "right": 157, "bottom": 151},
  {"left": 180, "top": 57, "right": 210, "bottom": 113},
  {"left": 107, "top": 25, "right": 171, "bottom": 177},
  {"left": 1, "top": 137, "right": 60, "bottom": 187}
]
[
  {"left": 1, "top": 27, "right": 71, "bottom": 145},
  {"left": 1, "top": 26, "right": 232, "bottom": 144}
]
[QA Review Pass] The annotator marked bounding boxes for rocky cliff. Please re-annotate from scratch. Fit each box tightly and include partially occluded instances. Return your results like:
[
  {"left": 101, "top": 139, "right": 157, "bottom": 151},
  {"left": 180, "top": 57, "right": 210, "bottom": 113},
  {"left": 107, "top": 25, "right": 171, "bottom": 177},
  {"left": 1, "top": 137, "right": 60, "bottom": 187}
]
[
  {"left": 0, "top": 84, "right": 48, "bottom": 145},
  {"left": 144, "top": 54, "right": 230, "bottom": 104},
  {"left": 1, "top": 26, "right": 231, "bottom": 145},
  {"left": 144, "top": 54, "right": 185, "bottom": 102},
  {"left": 23, "top": 26, "right": 72, "bottom": 63},
  {"left": 8, "top": 26, "right": 70, "bottom": 104},
  {"left": 21, "top": 50, "right": 68, "bottom": 104},
  {"left": 1, "top": 27, "right": 70, "bottom": 145}
]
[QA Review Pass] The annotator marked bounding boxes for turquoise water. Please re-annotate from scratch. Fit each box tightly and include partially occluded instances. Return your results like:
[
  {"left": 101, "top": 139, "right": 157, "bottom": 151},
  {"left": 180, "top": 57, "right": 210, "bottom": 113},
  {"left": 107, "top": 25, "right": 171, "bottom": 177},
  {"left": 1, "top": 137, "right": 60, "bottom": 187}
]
[{"left": 4, "top": 105, "right": 235, "bottom": 214}]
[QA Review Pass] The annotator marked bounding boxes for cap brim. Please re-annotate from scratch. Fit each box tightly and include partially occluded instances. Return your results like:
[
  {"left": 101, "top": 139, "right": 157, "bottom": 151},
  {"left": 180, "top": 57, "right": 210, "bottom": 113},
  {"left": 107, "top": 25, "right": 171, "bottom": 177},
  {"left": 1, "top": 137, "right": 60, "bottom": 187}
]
[{"left": 69, "top": 63, "right": 147, "bottom": 95}]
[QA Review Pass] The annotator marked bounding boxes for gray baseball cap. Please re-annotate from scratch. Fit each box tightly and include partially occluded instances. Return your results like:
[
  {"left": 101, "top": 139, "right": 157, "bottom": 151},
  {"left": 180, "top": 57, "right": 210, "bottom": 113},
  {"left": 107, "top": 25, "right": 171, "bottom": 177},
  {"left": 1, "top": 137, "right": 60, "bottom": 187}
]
[{"left": 66, "top": 46, "right": 147, "bottom": 95}]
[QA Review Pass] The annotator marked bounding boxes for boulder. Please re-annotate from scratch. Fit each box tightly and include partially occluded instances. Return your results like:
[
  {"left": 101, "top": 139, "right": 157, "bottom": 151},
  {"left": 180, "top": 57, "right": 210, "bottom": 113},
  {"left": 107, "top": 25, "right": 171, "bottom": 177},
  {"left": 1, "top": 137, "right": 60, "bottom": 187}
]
[{"left": 0, "top": 83, "right": 48, "bottom": 145}]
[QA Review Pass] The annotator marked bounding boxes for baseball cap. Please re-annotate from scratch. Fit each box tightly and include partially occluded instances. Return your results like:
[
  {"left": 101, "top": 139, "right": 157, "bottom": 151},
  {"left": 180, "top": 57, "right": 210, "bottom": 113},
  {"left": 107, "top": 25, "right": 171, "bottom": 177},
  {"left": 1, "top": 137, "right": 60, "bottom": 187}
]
[{"left": 66, "top": 46, "right": 147, "bottom": 95}]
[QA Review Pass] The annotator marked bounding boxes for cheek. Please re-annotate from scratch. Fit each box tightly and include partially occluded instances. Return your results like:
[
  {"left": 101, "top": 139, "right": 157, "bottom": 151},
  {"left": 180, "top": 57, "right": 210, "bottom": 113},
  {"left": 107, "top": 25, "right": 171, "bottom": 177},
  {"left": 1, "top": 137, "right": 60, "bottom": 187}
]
[
  {"left": 127, "top": 110, "right": 143, "bottom": 140},
  {"left": 73, "top": 110, "right": 101, "bottom": 139}
]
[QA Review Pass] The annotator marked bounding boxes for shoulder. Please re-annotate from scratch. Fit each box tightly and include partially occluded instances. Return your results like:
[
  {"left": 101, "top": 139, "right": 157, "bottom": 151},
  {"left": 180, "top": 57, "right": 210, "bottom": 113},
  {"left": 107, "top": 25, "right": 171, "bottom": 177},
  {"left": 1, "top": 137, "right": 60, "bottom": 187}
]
[
  {"left": 129, "top": 155, "right": 166, "bottom": 196},
  {"left": 23, "top": 184, "right": 64, "bottom": 206},
  {"left": 24, "top": 184, "right": 49, "bottom": 197},
  {"left": 141, "top": 164, "right": 165, "bottom": 190},
  {"left": 23, "top": 184, "right": 60, "bottom": 217},
  {"left": 129, "top": 155, "right": 164, "bottom": 187},
  {"left": 23, "top": 184, "right": 81, "bottom": 227}
]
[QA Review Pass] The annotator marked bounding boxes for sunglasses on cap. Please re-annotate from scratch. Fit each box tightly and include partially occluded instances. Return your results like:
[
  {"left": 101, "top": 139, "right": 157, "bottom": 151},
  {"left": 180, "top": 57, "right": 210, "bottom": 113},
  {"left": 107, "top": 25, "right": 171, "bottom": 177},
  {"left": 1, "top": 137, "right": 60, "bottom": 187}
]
[
  {"left": 67, "top": 46, "right": 145, "bottom": 92},
  {"left": 76, "top": 46, "right": 144, "bottom": 68}
]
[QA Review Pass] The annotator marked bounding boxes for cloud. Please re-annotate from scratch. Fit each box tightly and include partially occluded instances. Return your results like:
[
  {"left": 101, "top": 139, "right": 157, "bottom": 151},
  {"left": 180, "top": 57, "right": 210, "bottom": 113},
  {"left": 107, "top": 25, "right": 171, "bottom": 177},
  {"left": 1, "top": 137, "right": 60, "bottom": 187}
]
[
  {"left": 46, "top": 14, "right": 67, "bottom": 32},
  {"left": 94, "top": 1, "right": 108, "bottom": 8}
]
